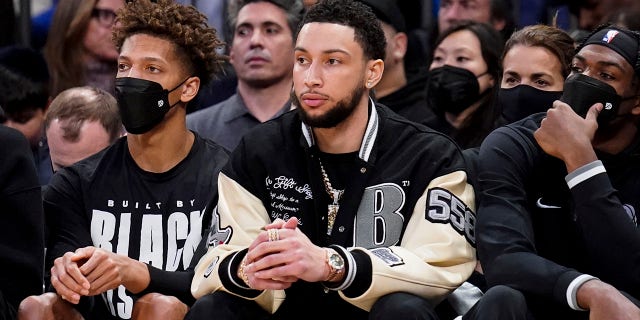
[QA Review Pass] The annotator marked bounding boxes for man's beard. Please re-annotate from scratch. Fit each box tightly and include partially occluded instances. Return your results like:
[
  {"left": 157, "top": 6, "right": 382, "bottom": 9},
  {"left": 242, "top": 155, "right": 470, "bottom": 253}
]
[{"left": 293, "top": 84, "right": 365, "bottom": 128}]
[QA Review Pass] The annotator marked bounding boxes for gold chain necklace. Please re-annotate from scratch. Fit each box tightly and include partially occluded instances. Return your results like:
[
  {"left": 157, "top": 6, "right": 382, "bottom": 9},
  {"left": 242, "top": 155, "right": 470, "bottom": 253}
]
[{"left": 318, "top": 158, "right": 344, "bottom": 235}]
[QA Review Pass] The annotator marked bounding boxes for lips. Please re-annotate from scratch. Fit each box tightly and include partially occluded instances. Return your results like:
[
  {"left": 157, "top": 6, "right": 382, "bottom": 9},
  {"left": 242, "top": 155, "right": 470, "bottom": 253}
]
[
  {"left": 245, "top": 52, "right": 270, "bottom": 64},
  {"left": 301, "top": 93, "right": 328, "bottom": 107}
]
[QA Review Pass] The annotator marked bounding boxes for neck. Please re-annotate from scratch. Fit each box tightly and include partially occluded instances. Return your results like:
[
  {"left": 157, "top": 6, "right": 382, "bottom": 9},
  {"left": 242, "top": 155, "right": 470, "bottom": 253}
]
[
  {"left": 237, "top": 78, "right": 292, "bottom": 123},
  {"left": 127, "top": 110, "right": 195, "bottom": 173},
  {"left": 593, "top": 119, "right": 639, "bottom": 155},
  {"left": 374, "top": 64, "right": 406, "bottom": 99},
  {"left": 313, "top": 96, "right": 370, "bottom": 154}
]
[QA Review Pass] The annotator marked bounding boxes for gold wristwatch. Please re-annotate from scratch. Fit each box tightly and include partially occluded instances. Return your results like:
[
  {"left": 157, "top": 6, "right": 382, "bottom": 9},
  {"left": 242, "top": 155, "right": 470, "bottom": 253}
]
[{"left": 325, "top": 248, "right": 345, "bottom": 282}]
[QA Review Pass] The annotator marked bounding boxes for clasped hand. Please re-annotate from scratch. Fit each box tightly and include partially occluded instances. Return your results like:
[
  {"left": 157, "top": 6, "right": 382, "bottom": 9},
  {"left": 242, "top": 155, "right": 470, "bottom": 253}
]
[
  {"left": 51, "top": 247, "right": 135, "bottom": 304},
  {"left": 241, "top": 217, "right": 329, "bottom": 290}
]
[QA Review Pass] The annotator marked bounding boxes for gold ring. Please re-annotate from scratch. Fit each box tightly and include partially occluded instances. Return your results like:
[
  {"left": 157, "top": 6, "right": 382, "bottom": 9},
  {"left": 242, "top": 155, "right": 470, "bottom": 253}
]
[{"left": 268, "top": 229, "right": 279, "bottom": 242}]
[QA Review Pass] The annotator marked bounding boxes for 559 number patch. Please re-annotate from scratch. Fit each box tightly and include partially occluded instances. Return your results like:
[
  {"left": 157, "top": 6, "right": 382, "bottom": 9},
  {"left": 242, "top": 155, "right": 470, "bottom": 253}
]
[{"left": 426, "top": 188, "right": 476, "bottom": 246}]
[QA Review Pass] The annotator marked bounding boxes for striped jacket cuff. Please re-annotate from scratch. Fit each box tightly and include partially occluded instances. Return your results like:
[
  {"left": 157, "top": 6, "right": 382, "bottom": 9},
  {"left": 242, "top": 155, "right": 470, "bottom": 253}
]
[{"left": 565, "top": 160, "right": 605, "bottom": 189}]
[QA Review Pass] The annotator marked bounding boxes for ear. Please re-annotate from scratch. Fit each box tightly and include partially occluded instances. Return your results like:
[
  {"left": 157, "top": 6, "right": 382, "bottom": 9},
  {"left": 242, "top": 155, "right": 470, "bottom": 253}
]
[
  {"left": 365, "top": 59, "right": 384, "bottom": 89},
  {"left": 630, "top": 81, "right": 640, "bottom": 115},
  {"left": 629, "top": 96, "right": 640, "bottom": 115},
  {"left": 180, "top": 76, "right": 200, "bottom": 103},
  {"left": 391, "top": 32, "right": 408, "bottom": 62}
]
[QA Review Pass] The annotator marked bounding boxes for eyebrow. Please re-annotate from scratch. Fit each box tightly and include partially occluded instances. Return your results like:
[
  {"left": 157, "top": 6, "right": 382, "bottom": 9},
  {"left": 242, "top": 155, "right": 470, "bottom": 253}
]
[
  {"left": 294, "top": 47, "right": 351, "bottom": 56},
  {"left": 573, "top": 54, "right": 625, "bottom": 72},
  {"left": 118, "top": 55, "right": 170, "bottom": 67},
  {"left": 237, "top": 20, "right": 283, "bottom": 30}
]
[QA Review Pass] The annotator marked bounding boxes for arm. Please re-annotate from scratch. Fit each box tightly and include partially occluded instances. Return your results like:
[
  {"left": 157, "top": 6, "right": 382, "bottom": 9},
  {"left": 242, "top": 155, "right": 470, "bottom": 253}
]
[
  {"left": 191, "top": 172, "right": 283, "bottom": 313},
  {"left": 536, "top": 101, "right": 640, "bottom": 295},
  {"left": 0, "top": 127, "right": 45, "bottom": 309},
  {"left": 337, "top": 170, "right": 477, "bottom": 311},
  {"left": 44, "top": 172, "right": 94, "bottom": 304},
  {"left": 477, "top": 124, "right": 588, "bottom": 309},
  {"left": 567, "top": 161, "right": 640, "bottom": 293}
]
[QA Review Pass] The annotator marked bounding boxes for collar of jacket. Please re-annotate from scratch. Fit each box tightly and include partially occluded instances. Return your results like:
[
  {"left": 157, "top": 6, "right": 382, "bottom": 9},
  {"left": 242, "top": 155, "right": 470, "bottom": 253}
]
[{"left": 301, "top": 97, "right": 379, "bottom": 163}]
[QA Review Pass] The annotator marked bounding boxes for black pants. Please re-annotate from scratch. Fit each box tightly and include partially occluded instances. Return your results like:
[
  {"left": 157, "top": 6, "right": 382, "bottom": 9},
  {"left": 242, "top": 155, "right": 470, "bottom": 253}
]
[
  {"left": 463, "top": 285, "right": 640, "bottom": 320},
  {"left": 185, "top": 291, "right": 439, "bottom": 320},
  {"left": 462, "top": 285, "right": 532, "bottom": 320},
  {"left": 0, "top": 291, "right": 17, "bottom": 320}
]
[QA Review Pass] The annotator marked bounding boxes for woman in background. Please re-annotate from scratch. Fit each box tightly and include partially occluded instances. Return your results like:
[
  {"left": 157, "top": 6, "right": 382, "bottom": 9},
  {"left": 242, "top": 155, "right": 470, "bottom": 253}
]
[
  {"left": 426, "top": 21, "right": 503, "bottom": 149},
  {"left": 44, "top": 0, "right": 124, "bottom": 98},
  {"left": 498, "top": 24, "right": 575, "bottom": 123}
]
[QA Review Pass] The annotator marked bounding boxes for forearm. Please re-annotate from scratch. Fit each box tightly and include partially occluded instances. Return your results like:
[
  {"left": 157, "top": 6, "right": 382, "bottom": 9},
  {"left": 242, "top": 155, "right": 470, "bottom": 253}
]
[
  {"left": 141, "top": 266, "right": 196, "bottom": 304},
  {"left": 123, "top": 258, "right": 150, "bottom": 294},
  {"left": 567, "top": 162, "right": 640, "bottom": 291}
]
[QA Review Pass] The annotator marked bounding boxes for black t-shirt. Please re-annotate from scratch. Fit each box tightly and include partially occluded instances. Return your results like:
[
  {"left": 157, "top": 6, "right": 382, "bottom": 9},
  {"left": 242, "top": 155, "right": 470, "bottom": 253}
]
[{"left": 44, "top": 134, "right": 228, "bottom": 319}]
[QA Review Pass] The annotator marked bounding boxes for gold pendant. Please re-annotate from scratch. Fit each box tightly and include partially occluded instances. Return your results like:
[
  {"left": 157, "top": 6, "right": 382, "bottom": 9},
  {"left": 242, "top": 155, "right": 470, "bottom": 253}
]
[{"left": 327, "top": 204, "right": 339, "bottom": 235}]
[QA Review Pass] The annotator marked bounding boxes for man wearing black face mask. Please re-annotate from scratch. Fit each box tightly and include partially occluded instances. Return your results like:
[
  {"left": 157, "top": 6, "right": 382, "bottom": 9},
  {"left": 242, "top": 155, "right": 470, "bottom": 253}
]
[
  {"left": 18, "top": 1, "right": 230, "bottom": 320},
  {"left": 465, "top": 25, "right": 640, "bottom": 320}
]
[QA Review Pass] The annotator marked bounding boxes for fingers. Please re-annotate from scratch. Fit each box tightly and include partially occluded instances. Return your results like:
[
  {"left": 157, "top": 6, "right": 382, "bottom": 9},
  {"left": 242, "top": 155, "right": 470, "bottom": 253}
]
[
  {"left": 78, "top": 248, "right": 109, "bottom": 278},
  {"left": 51, "top": 254, "right": 89, "bottom": 304},
  {"left": 585, "top": 103, "right": 603, "bottom": 122},
  {"left": 264, "top": 218, "right": 286, "bottom": 230},
  {"left": 282, "top": 217, "right": 299, "bottom": 229},
  {"left": 246, "top": 228, "right": 294, "bottom": 263},
  {"left": 246, "top": 275, "right": 293, "bottom": 291}
]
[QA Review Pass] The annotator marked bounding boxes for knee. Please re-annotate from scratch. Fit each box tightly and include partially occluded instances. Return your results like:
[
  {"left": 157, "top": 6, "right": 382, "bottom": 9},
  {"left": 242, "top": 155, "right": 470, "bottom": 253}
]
[
  {"left": 188, "top": 292, "right": 229, "bottom": 315},
  {"left": 132, "top": 293, "right": 187, "bottom": 320},
  {"left": 483, "top": 285, "right": 526, "bottom": 306},
  {"left": 18, "top": 293, "right": 71, "bottom": 320},
  {"left": 370, "top": 292, "right": 437, "bottom": 320}
]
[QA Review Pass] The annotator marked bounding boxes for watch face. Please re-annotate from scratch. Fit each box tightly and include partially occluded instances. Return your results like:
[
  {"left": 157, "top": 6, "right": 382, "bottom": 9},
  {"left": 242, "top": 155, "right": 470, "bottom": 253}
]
[{"left": 329, "top": 253, "right": 345, "bottom": 269}]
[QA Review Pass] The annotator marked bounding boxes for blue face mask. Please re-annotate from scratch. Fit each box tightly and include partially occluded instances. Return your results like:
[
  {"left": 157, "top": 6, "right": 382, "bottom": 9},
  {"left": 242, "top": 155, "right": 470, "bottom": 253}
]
[{"left": 114, "top": 77, "right": 188, "bottom": 134}]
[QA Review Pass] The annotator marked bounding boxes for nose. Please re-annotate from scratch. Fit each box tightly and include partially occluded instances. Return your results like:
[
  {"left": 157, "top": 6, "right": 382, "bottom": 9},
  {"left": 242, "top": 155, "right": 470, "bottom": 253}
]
[
  {"left": 303, "top": 61, "right": 322, "bottom": 88},
  {"left": 580, "top": 68, "right": 594, "bottom": 78},
  {"left": 119, "top": 65, "right": 141, "bottom": 79},
  {"left": 250, "top": 29, "right": 264, "bottom": 48}
]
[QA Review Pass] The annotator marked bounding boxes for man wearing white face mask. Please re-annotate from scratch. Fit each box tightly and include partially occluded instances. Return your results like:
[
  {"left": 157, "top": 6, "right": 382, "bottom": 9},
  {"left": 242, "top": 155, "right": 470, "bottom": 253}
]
[{"left": 19, "top": 1, "right": 230, "bottom": 319}]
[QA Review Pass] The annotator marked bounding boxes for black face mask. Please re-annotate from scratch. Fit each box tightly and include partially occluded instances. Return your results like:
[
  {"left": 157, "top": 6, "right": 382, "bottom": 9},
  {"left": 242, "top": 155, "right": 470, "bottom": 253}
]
[
  {"left": 499, "top": 85, "right": 562, "bottom": 123},
  {"left": 427, "top": 65, "right": 489, "bottom": 115},
  {"left": 115, "top": 77, "right": 188, "bottom": 134},
  {"left": 560, "top": 73, "right": 624, "bottom": 126}
]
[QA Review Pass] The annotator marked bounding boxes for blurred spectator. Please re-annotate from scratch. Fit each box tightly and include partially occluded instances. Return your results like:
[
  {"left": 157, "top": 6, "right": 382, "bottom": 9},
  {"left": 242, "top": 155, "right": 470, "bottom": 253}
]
[
  {"left": 358, "top": 0, "right": 436, "bottom": 126},
  {"left": 606, "top": 3, "right": 640, "bottom": 31},
  {"left": 44, "top": 0, "right": 125, "bottom": 97},
  {"left": 44, "top": 86, "right": 122, "bottom": 172},
  {"left": 437, "top": 0, "right": 515, "bottom": 41},
  {"left": 176, "top": 0, "right": 228, "bottom": 42},
  {"left": 566, "top": 0, "right": 635, "bottom": 31},
  {"left": 498, "top": 25, "right": 574, "bottom": 123},
  {"left": 0, "top": 45, "right": 52, "bottom": 185},
  {"left": 426, "top": 21, "right": 503, "bottom": 149},
  {"left": 0, "top": 124, "right": 45, "bottom": 320},
  {"left": 188, "top": 0, "right": 303, "bottom": 151}
]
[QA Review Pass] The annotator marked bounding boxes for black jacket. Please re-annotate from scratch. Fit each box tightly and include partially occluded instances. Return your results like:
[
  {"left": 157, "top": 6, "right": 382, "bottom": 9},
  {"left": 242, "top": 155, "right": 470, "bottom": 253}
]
[{"left": 477, "top": 113, "right": 640, "bottom": 318}]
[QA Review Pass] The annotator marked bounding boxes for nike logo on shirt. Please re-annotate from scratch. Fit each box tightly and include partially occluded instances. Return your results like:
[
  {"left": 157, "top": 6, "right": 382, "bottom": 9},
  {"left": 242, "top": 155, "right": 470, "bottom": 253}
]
[{"left": 536, "top": 197, "right": 562, "bottom": 209}]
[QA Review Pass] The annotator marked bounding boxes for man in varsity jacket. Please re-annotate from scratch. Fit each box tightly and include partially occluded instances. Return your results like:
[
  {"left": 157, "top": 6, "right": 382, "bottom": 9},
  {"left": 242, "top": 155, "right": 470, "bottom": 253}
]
[
  {"left": 187, "top": 1, "right": 477, "bottom": 319},
  {"left": 18, "top": 1, "right": 229, "bottom": 319},
  {"left": 470, "top": 25, "right": 640, "bottom": 319}
]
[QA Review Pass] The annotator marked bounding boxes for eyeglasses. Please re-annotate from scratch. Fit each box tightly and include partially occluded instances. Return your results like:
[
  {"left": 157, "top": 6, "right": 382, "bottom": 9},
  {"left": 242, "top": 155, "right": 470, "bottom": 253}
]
[{"left": 91, "top": 8, "right": 117, "bottom": 27}]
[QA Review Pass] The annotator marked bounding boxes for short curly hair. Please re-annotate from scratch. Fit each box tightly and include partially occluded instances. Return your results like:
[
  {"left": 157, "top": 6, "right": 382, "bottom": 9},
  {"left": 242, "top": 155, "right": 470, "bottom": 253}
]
[
  {"left": 113, "top": 0, "right": 226, "bottom": 86},
  {"left": 299, "top": 0, "right": 386, "bottom": 61}
]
